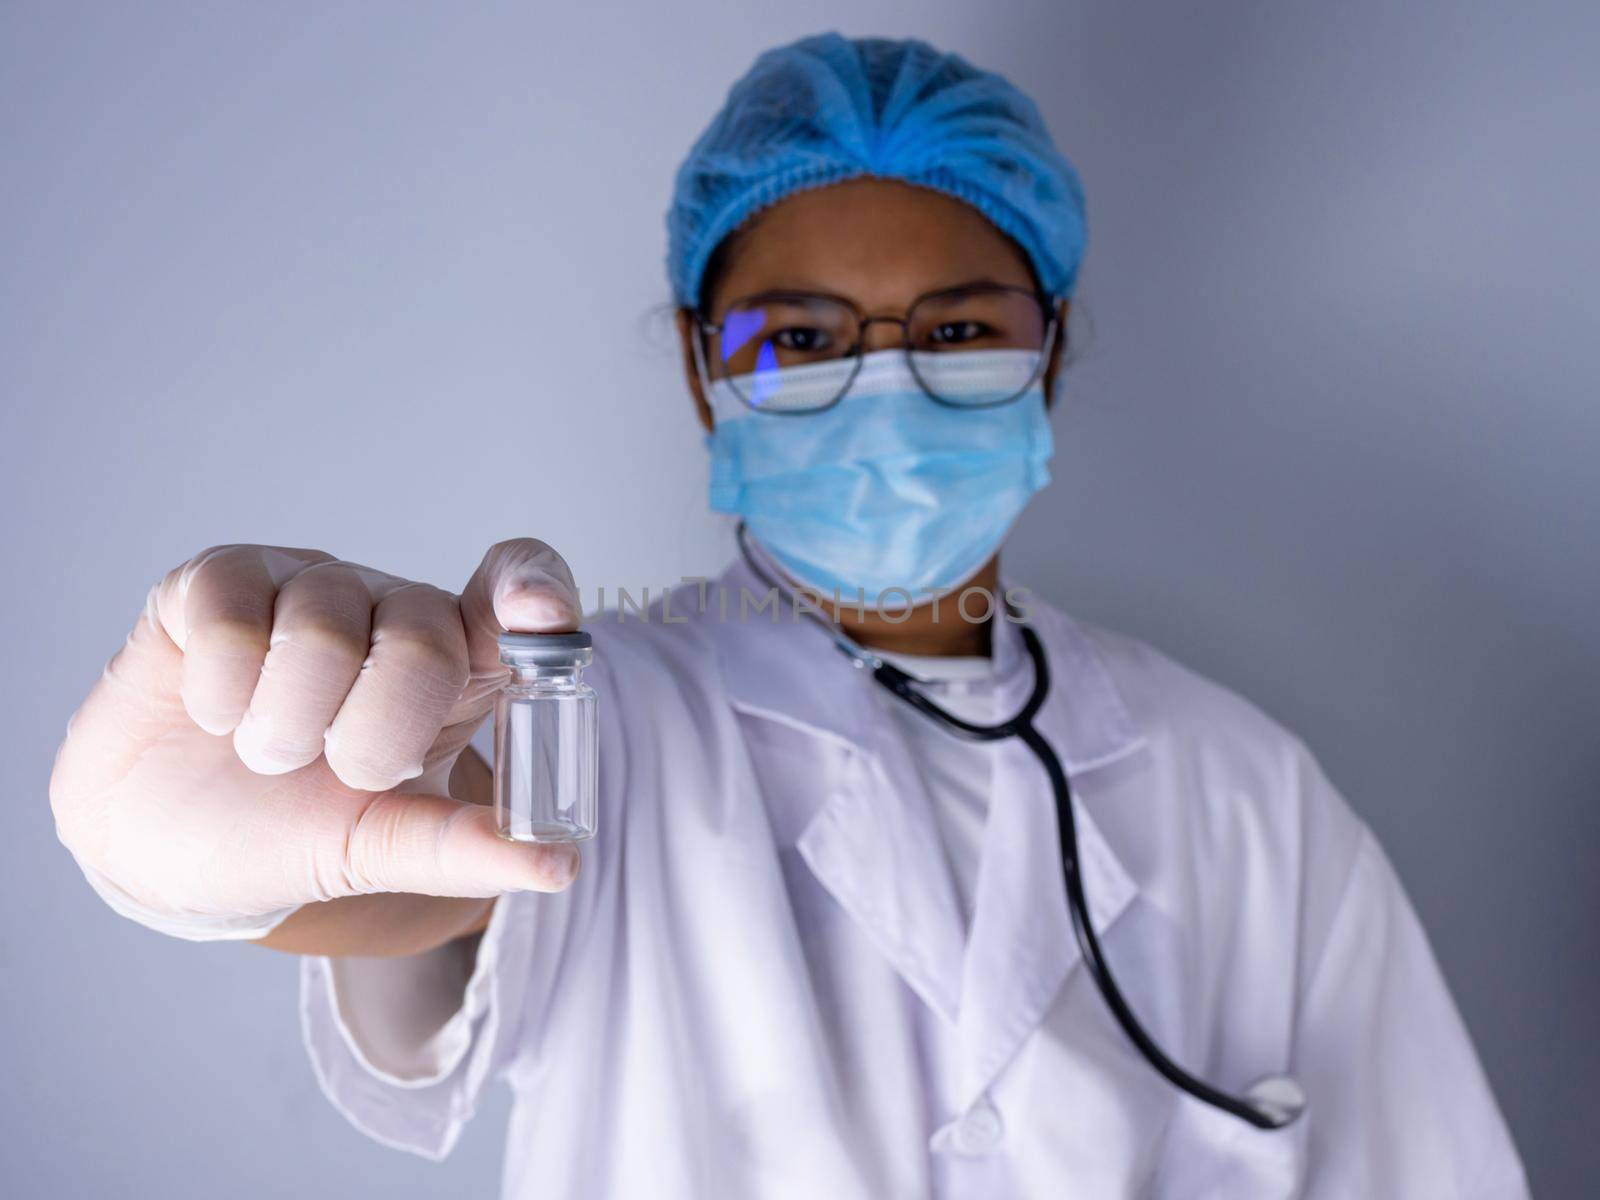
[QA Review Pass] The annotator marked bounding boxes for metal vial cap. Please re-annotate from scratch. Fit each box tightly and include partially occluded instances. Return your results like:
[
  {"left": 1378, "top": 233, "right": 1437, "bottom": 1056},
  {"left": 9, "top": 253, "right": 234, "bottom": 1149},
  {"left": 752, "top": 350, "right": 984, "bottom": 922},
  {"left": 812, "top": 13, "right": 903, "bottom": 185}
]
[{"left": 497, "top": 630, "right": 593, "bottom": 668}]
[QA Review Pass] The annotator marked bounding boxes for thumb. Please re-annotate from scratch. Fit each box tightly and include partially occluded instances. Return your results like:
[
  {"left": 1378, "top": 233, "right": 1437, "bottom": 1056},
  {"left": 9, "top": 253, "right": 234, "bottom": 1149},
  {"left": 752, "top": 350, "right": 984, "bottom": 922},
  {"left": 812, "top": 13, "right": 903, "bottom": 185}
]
[
  {"left": 459, "top": 538, "right": 583, "bottom": 675},
  {"left": 339, "top": 788, "right": 581, "bottom": 898}
]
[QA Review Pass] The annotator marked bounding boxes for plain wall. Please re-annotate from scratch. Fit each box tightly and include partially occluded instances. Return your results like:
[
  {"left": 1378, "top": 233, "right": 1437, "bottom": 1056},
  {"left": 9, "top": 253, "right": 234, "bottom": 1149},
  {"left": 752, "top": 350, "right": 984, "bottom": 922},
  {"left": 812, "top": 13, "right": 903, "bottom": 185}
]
[{"left": 3, "top": 1, "right": 1595, "bottom": 1194}]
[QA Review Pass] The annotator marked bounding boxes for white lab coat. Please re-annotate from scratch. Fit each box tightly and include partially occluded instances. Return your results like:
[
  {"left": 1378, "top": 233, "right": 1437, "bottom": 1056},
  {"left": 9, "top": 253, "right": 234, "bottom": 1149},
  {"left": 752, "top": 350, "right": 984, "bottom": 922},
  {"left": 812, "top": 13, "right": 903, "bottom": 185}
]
[{"left": 300, "top": 557, "right": 1528, "bottom": 1199}]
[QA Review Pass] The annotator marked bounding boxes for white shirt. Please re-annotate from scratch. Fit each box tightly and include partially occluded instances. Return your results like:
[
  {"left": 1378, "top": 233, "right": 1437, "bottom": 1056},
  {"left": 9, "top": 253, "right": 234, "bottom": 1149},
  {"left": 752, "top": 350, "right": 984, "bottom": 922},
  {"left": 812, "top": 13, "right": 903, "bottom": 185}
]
[
  {"left": 300, "top": 558, "right": 1528, "bottom": 1199},
  {"left": 870, "top": 649, "right": 999, "bottom": 930}
]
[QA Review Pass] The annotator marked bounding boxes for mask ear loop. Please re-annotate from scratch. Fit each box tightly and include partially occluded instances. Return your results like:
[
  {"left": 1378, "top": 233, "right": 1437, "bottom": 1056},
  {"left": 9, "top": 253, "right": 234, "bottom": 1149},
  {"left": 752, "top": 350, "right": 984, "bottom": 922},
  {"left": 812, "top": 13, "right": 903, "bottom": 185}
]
[{"left": 1040, "top": 301, "right": 1068, "bottom": 406}]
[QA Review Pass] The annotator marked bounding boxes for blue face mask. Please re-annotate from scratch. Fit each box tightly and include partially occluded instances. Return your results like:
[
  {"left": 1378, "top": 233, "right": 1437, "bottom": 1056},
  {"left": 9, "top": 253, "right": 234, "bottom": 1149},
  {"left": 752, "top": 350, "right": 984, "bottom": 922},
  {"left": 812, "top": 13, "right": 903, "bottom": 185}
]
[{"left": 706, "top": 349, "right": 1053, "bottom": 607}]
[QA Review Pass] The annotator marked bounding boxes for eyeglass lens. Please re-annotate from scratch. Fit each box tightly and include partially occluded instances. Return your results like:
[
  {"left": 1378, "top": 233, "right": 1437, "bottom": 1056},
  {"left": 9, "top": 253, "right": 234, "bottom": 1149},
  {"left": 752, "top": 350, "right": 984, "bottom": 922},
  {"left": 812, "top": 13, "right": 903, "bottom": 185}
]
[{"left": 708, "top": 288, "right": 1050, "bottom": 412}]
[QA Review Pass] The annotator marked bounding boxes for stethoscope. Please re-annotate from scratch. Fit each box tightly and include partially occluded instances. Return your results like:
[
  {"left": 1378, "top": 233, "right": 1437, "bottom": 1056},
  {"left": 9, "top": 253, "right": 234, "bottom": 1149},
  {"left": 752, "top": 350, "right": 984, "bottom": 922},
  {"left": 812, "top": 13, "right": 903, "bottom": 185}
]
[{"left": 737, "top": 523, "right": 1307, "bottom": 1131}]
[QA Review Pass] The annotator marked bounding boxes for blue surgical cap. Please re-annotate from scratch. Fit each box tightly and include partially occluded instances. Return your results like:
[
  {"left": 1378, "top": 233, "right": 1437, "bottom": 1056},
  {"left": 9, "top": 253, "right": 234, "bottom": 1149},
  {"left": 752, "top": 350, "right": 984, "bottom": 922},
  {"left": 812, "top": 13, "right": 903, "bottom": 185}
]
[{"left": 666, "top": 33, "right": 1087, "bottom": 310}]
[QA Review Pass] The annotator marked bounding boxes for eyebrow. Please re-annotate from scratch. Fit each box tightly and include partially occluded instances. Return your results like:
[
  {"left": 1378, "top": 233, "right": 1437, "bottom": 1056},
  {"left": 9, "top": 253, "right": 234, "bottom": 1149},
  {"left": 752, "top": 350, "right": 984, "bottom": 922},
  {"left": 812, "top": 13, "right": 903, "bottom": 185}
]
[{"left": 708, "top": 278, "right": 1037, "bottom": 316}]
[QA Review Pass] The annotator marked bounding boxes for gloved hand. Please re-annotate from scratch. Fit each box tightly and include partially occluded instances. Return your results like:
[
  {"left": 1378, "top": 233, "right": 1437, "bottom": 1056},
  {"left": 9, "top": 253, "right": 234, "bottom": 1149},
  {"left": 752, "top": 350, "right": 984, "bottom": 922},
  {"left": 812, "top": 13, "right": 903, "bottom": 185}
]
[{"left": 49, "top": 539, "right": 584, "bottom": 940}]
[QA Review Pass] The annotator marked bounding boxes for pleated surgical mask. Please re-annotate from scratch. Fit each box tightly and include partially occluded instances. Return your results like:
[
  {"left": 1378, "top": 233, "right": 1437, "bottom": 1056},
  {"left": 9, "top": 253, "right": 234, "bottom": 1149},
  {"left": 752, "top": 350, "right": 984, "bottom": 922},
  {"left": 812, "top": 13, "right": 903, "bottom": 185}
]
[{"left": 705, "top": 348, "right": 1053, "bottom": 607}]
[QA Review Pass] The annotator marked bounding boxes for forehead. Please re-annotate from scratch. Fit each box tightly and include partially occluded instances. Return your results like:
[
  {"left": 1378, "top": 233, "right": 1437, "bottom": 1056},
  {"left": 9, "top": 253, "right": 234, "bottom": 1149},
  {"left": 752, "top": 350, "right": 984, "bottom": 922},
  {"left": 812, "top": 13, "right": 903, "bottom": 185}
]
[{"left": 704, "top": 177, "right": 1037, "bottom": 312}]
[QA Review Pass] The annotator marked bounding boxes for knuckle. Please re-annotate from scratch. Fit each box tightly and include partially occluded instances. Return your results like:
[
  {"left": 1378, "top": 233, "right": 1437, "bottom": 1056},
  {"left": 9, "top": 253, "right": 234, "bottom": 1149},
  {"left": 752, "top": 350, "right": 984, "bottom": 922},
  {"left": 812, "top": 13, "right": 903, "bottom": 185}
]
[
  {"left": 342, "top": 792, "right": 451, "bottom": 894},
  {"left": 185, "top": 615, "right": 270, "bottom": 660},
  {"left": 178, "top": 543, "right": 256, "bottom": 589},
  {"left": 189, "top": 586, "right": 275, "bottom": 634},
  {"left": 384, "top": 632, "right": 468, "bottom": 694},
  {"left": 292, "top": 558, "right": 369, "bottom": 593},
  {"left": 184, "top": 543, "right": 247, "bottom": 570},
  {"left": 284, "top": 616, "right": 369, "bottom": 668},
  {"left": 403, "top": 581, "right": 456, "bottom": 608},
  {"left": 341, "top": 793, "right": 400, "bottom": 892}
]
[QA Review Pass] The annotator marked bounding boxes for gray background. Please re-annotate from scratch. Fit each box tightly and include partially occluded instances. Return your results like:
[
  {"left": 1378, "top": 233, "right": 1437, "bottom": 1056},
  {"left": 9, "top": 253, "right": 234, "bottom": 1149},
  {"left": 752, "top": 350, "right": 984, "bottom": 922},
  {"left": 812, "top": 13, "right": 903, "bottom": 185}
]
[{"left": 2, "top": 1, "right": 1594, "bottom": 1195}]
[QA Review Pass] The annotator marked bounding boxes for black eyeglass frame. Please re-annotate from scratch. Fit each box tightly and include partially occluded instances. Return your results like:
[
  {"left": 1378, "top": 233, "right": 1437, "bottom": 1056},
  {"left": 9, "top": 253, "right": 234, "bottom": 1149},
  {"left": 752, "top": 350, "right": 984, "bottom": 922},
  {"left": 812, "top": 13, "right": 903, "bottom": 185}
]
[{"left": 691, "top": 282, "right": 1064, "bottom": 416}]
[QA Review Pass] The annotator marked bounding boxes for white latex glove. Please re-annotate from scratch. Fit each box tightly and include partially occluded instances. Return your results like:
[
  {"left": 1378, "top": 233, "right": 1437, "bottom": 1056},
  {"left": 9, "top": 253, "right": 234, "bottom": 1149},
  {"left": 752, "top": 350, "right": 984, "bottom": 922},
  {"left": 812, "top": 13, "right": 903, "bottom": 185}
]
[{"left": 49, "top": 539, "right": 584, "bottom": 940}]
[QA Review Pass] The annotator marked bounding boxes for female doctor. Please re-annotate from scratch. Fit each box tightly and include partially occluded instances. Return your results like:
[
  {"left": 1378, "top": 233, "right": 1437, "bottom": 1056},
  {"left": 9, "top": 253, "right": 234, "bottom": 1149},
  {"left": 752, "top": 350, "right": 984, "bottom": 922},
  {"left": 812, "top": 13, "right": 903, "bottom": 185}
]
[{"left": 50, "top": 33, "right": 1527, "bottom": 1200}]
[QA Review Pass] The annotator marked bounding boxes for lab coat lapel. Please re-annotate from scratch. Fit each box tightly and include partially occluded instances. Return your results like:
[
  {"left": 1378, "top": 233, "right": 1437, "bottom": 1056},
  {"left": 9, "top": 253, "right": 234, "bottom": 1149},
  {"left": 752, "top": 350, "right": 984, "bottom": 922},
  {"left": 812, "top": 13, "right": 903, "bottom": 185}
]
[
  {"left": 955, "top": 603, "right": 1149, "bottom": 1108},
  {"left": 793, "top": 719, "right": 967, "bottom": 1022},
  {"left": 707, "top": 556, "right": 1150, "bottom": 1056},
  {"left": 708, "top": 558, "right": 966, "bottom": 1023}
]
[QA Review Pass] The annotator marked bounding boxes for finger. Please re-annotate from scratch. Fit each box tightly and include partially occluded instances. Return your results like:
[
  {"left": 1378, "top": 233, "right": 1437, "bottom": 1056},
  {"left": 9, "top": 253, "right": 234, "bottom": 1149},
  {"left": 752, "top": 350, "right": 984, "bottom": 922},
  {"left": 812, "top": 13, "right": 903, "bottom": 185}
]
[
  {"left": 323, "top": 583, "right": 469, "bottom": 792},
  {"left": 458, "top": 538, "right": 582, "bottom": 681},
  {"left": 54, "top": 546, "right": 333, "bottom": 838},
  {"left": 338, "top": 790, "right": 582, "bottom": 898},
  {"left": 233, "top": 561, "right": 373, "bottom": 775},
  {"left": 156, "top": 546, "right": 285, "bottom": 735}
]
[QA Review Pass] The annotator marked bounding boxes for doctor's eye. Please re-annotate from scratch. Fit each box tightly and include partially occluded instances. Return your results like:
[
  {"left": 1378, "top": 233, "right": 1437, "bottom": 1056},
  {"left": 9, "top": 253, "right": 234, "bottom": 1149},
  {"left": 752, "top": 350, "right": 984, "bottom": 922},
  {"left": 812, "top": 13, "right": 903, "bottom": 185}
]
[
  {"left": 715, "top": 295, "right": 858, "bottom": 374},
  {"left": 908, "top": 285, "right": 1050, "bottom": 354},
  {"left": 924, "top": 319, "right": 990, "bottom": 347},
  {"left": 770, "top": 325, "right": 837, "bottom": 354}
]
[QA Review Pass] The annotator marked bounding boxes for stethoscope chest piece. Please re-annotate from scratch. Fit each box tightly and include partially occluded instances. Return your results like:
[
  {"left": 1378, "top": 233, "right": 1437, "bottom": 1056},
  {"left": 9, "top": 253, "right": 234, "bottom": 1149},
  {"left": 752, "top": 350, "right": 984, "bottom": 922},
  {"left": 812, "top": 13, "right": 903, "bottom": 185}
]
[{"left": 1243, "top": 1075, "right": 1308, "bottom": 1129}]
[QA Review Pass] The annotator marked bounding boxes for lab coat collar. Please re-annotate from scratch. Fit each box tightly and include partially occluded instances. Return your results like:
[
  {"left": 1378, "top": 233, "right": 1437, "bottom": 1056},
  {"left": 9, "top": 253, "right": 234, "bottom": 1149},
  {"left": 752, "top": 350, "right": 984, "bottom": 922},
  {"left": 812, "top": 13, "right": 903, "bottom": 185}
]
[
  {"left": 705, "top": 554, "right": 1145, "bottom": 773},
  {"left": 704, "top": 555, "right": 1148, "bottom": 1079}
]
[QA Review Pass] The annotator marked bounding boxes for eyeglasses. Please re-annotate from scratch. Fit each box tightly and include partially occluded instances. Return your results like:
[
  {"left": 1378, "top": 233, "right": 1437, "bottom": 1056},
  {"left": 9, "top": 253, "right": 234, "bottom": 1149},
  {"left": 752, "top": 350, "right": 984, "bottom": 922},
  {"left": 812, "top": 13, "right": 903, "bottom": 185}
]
[{"left": 694, "top": 283, "right": 1061, "bottom": 415}]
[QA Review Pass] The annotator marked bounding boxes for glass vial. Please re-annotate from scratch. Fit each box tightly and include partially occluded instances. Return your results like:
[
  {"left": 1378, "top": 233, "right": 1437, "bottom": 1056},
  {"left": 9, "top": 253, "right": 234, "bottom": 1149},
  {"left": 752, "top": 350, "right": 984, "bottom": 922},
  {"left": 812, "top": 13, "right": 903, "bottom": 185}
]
[{"left": 494, "top": 631, "right": 598, "bottom": 843}]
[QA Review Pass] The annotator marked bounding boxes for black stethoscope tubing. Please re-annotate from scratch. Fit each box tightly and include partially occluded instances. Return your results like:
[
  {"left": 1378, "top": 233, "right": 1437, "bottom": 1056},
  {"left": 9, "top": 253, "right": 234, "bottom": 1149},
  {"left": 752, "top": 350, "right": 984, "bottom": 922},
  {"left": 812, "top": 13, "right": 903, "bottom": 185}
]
[
  {"left": 736, "top": 523, "right": 1304, "bottom": 1131},
  {"left": 874, "top": 632, "right": 1299, "bottom": 1130}
]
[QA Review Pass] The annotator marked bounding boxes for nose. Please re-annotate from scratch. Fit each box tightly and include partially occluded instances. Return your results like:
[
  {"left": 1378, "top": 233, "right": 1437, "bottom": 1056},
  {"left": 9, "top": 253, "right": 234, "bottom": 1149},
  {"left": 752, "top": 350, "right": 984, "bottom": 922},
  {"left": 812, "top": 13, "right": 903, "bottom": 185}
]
[{"left": 858, "top": 315, "right": 907, "bottom": 354}]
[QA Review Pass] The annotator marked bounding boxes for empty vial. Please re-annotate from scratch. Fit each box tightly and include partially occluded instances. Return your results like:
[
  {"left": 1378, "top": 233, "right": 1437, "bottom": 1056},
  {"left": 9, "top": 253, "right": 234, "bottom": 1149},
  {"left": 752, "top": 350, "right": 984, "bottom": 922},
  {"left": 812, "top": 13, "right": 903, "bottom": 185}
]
[{"left": 494, "top": 631, "right": 598, "bottom": 843}]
